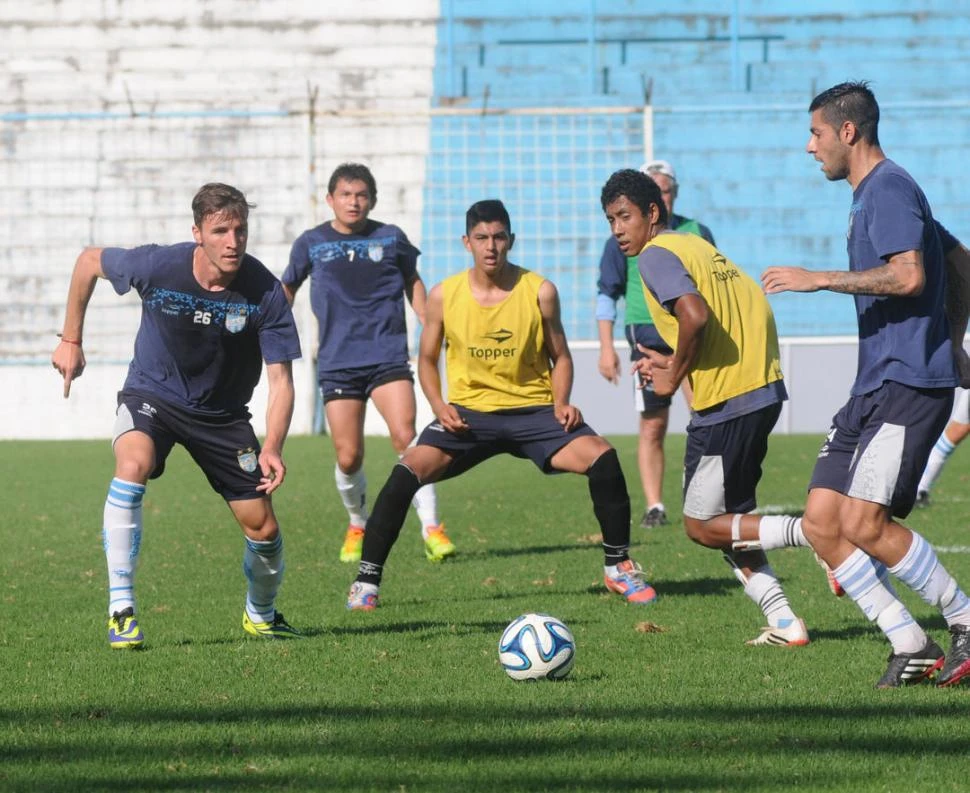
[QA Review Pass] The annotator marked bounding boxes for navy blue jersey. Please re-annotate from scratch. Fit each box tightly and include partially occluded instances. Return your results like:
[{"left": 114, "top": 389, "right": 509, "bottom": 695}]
[
  {"left": 101, "top": 242, "right": 301, "bottom": 418},
  {"left": 283, "top": 219, "right": 419, "bottom": 376},
  {"left": 848, "top": 160, "right": 957, "bottom": 395}
]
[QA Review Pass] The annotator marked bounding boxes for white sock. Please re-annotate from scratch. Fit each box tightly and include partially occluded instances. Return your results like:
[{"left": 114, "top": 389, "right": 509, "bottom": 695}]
[
  {"left": 889, "top": 531, "right": 970, "bottom": 627},
  {"left": 335, "top": 464, "right": 368, "bottom": 527},
  {"left": 412, "top": 484, "right": 440, "bottom": 537},
  {"left": 243, "top": 533, "right": 284, "bottom": 624},
  {"left": 648, "top": 502, "right": 666, "bottom": 513},
  {"left": 918, "top": 434, "right": 955, "bottom": 494},
  {"left": 758, "top": 515, "right": 808, "bottom": 550},
  {"left": 103, "top": 478, "right": 145, "bottom": 617},
  {"left": 742, "top": 565, "right": 797, "bottom": 628},
  {"left": 834, "top": 549, "right": 927, "bottom": 653}
]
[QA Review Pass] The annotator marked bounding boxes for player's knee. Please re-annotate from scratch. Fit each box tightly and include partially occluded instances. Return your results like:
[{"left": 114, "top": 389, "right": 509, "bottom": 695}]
[
  {"left": 114, "top": 458, "right": 152, "bottom": 484},
  {"left": 586, "top": 448, "right": 629, "bottom": 498},
  {"left": 638, "top": 415, "right": 668, "bottom": 444},
  {"left": 683, "top": 515, "right": 719, "bottom": 549},
  {"left": 380, "top": 463, "right": 423, "bottom": 506},
  {"left": 242, "top": 512, "right": 279, "bottom": 542},
  {"left": 388, "top": 427, "right": 417, "bottom": 455},
  {"left": 838, "top": 501, "right": 889, "bottom": 548},
  {"left": 335, "top": 448, "right": 364, "bottom": 474}
]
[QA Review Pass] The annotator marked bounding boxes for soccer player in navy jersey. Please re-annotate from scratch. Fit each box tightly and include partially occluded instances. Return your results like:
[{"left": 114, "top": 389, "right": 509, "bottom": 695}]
[
  {"left": 282, "top": 163, "right": 455, "bottom": 565},
  {"left": 762, "top": 81, "right": 970, "bottom": 687},
  {"left": 52, "top": 183, "right": 302, "bottom": 647}
]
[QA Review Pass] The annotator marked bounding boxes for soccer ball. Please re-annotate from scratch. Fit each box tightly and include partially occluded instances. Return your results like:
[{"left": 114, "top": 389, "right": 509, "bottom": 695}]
[{"left": 498, "top": 613, "right": 575, "bottom": 681}]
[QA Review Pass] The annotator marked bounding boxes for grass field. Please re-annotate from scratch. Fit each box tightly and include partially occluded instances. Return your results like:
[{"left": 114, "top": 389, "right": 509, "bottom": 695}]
[{"left": 2, "top": 433, "right": 969, "bottom": 792}]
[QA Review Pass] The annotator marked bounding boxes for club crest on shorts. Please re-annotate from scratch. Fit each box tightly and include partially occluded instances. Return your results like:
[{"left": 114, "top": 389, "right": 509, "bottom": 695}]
[
  {"left": 237, "top": 447, "right": 258, "bottom": 473},
  {"left": 367, "top": 243, "right": 384, "bottom": 262},
  {"left": 225, "top": 306, "right": 248, "bottom": 334}
]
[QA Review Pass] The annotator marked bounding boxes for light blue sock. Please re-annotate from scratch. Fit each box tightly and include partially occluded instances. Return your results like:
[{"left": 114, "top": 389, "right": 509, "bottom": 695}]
[
  {"left": 835, "top": 549, "right": 926, "bottom": 653},
  {"left": 243, "top": 533, "right": 285, "bottom": 624},
  {"left": 889, "top": 532, "right": 970, "bottom": 627},
  {"left": 103, "top": 478, "right": 145, "bottom": 617}
]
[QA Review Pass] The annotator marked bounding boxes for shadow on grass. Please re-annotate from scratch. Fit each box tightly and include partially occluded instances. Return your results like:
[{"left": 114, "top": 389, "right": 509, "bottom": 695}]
[{"left": 2, "top": 699, "right": 969, "bottom": 792}]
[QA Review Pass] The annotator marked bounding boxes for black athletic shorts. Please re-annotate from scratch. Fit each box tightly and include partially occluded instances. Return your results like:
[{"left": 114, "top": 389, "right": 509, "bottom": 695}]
[
  {"left": 416, "top": 404, "right": 598, "bottom": 478},
  {"left": 319, "top": 361, "right": 414, "bottom": 403},
  {"left": 113, "top": 390, "right": 265, "bottom": 501},
  {"left": 809, "top": 381, "right": 952, "bottom": 518}
]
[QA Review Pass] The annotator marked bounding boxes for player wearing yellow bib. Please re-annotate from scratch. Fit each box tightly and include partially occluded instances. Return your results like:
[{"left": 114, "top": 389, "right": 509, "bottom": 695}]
[
  {"left": 601, "top": 169, "right": 812, "bottom": 647},
  {"left": 346, "top": 199, "right": 657, "bottom": 610}
]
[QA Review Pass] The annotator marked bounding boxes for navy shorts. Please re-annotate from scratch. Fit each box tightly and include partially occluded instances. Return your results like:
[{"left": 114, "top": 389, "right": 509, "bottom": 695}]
[
  {"left": 320, "top": 361, "right": 414, "bottom": 403},
  {"left": 809, "top": 381, "right": 952, "bottom": 518},
  {"left": 416, "top": 405, "right": 599, "bottom": 478},
  {"left": 682, "top": 402, "right": 782, "bottom": 520},
  {"left": 113, "top": 391, "right": 264, "bottom": 501},
  {"left": 626, "top": 323, "right": 673, "bottom": 413}
]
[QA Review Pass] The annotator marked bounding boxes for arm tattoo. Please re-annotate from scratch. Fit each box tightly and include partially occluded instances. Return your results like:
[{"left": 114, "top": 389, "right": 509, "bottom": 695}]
[{"left": 827, "top": 265, "right": 910, "bottom": 296}]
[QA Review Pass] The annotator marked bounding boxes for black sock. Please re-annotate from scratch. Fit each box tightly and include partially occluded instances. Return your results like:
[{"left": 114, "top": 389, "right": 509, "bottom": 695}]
[
  {"left": 356, "top": 464, "right": 421, "bottom": 585},
  {"left": 586, "top": 449, "right": 631, "bottom": 567}
]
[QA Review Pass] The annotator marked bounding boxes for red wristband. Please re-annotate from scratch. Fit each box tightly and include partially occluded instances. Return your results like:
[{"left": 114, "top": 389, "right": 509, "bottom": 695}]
[{"left": 57, "top": 335, "right": 82, "bottom": 345}]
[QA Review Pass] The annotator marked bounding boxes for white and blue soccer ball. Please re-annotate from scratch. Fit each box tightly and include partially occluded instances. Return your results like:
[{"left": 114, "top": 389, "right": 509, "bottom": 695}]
[{"left": 498, "top": 613, "right": 575, "bottom": 681}]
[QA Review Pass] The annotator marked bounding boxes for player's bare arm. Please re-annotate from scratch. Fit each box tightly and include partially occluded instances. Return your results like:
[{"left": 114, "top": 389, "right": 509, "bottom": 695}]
[
  {"left": 761, "top": 249, "right": 925, "bottom": 297},
  {"left": 538, "top": 279, "right": 582, "bottom": 430},
  {"left": 635, "top": 292, "right": 707, "bottom": 398},
  {"left": 257, "top": 360, "right": 295, "bottom": 494},
  {"left": 597, "top": 316, "right": 621, "bottom": 384},
  {"left": 52, "top": 247, "right": 106, "bottom": 398},
  {"left": 944, "top": 242, "right": 970, "bottom": 386},
  {"left": 404, "top": 274, "right": 428, "bottom": 325},
  {"left": 418, "top": 285, "right": 468, "bottom": 433}
]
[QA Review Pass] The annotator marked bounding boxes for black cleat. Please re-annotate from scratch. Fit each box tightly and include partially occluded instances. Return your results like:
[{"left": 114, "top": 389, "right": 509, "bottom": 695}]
[
  {"left": 937, "top": 624, "right": 970, "bottom": 688},
  {"left": 914, "top": 490, "right": 931, "bottom": 508},
  {"left": 640, "top": 507, "right": 668, "bottom": 529},
  {"left": 875, "top": 637, "right": 944, "bottom": 689}
]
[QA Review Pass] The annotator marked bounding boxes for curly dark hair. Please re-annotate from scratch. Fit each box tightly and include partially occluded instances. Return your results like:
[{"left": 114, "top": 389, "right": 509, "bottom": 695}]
[{"left": 600, "top": 169, "right": 668, "bottom": 225}]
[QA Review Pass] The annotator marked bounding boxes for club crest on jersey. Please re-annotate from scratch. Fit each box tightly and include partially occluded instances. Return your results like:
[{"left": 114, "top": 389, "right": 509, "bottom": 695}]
[
  {"left": 237, "top": 447, "right": 258, "bottom": 473},
  {"left": 225, "top": 306, "right": 248, "bottom": 334},
  {"left": 367, "top": 243, "right": 384, "bottom": 262}
]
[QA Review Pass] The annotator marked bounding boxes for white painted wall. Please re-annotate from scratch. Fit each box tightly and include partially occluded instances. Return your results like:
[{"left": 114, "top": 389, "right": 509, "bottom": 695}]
[{"left": 1, "top": 1, "right": 441, "bottom": 440}]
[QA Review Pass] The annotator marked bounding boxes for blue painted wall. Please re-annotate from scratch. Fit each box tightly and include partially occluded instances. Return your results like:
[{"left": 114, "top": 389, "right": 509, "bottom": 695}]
[{"left": 423, "top": 2, "right": 970, "bottom": 340}]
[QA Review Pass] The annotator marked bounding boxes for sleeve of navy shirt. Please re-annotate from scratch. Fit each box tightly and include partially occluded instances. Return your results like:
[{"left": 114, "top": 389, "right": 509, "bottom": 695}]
[
  {"left": 255, "top": 277, "right": 302, "bottom": 364},
  {"left": 281, "top": 232, "right": 311, "bottom": 289},
  {"left": 637, "top": 246, "right": 699, "bottom": 314},
  {"left": 596, "top": 237, "right": 626, "bottom": 299},
  {"left": 865, "top": 173, "right": 927, "bottom": 262},
  {"left": 392, "top": 226, "right": 420, "bottom": 281},
  {"left": 101, "top": 245, "right": 162, "bottom": 294}
]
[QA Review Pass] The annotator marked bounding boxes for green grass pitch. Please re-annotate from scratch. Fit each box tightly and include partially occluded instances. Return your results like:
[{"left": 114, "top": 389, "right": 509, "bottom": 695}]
[{"left": 2, "top": 434, "right": 969, "bottom": 792}]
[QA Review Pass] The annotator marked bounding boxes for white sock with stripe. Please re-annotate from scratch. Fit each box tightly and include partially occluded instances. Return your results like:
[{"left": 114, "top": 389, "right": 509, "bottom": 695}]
[
  {"left": 335, "top": 464, "right": 368, "bottom": 527},
  {"left": 103, "top": 478, "right": 145, "bottom": 617},
  {"left": 917, "top": 434, "right": 955, "bottom": 494},
  {"left": 244, "top": 533, "right": 285, "bottom": 624},
  {"left": 834, "top": 548, "right": 926, "bottom": 653},
  {"left": 889, "top": 531, "right": 970, "bottom": 627}
]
